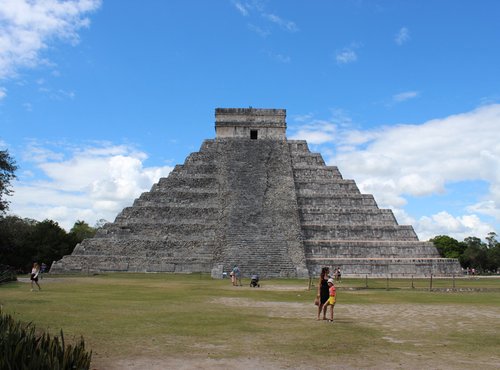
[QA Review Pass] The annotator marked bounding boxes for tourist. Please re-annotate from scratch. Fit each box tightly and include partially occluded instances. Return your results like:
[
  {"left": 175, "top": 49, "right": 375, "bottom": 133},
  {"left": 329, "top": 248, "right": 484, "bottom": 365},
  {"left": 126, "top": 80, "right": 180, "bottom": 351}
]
[
  {"left": 335, "top": 267, "right": 342, "bottom": 282},
  {"left": 316, "top": 267, "right": 330, "bottom": 320},
  {"left": 324, "top": 278, "right": 336, "bottom": 322},
  {"left": 30, "top": 262, "right": 41, "bottom": 291},
  {"left": 232, "top": 265, "right": 241, "bottom": 286}
]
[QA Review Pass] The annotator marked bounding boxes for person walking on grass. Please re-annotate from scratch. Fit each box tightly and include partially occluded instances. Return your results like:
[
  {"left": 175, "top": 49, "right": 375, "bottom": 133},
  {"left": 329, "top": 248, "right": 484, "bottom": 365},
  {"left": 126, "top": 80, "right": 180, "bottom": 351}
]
[
  {"left": 316, "top": 267, "right": 330, "bottom": 320},
  {"left": 30, "top": 262, "right": 41, "bottom": 291},
  {"left": 324, "top": 278, "right": 336, "bottom": 322}
]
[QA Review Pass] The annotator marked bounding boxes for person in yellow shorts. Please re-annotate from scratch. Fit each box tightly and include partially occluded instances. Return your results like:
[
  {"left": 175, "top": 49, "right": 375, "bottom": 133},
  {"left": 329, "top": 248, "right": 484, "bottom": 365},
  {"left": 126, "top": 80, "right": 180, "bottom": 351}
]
[{"left": 325, "top": 278, "right": 336, "bottom": 322}]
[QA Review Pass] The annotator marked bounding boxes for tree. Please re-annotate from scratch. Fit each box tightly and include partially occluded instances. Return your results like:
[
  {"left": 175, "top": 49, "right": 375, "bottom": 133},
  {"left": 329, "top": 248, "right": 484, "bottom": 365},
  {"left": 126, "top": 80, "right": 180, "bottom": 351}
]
[
  {"left": 430, "top": 235, "right": 466, "bottom": 259},
  {"left": 69, "top": 220, "right": 96, "bottom": 242},
  {"left": 486, "top": 232, "right": 498, "bottom": 249},
  {"left": 0, "top": 217, "right": 83, "bottom": 272},
  {"left": 0, "top": 149, "right": 18, "bottom": 214},
  {"left": 94, "top": 218, "right": 109, "bottom": 229},
  {"left": 460, "top": 236, "right": 488, "bottom": 271},
  {"left": 486, "top": 244, "right": 500, "bottom": 272},
  {"left": 0, "top": 216, "right": 37, "bottom": 271},
  {"left": 27, "top": 220, "right": 75, "bottom": 269}
]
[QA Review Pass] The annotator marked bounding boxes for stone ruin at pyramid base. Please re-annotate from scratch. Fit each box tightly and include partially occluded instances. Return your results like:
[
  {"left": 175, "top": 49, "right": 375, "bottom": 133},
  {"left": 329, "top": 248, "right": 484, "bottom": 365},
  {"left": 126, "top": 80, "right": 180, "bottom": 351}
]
[{"left": 51, "top": 108, "right": 462, "bottom": 278}]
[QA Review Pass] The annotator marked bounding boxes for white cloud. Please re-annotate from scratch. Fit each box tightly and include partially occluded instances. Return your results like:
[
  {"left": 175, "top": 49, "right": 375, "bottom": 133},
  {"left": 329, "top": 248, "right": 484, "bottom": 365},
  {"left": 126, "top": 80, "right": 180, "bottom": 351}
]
[
  {"left": 232, "top": 0, "right": 249, "bottom": 16},
  {"left": 415, "top": 212, "right": 493, "bottom": 242},
  {"left": 247, "top": 23, "right": 270, "bottom": 38},
  {"left": 393, "top": 90, "right": 419, "bottom": 103},
  {"left": 289, "top": 120, "right": 337, "bottom": 144},
  {"left": 262, "top": 13, "right": 298, "bottom": 32},
  {"left": 0, "top": 0, "right": 101, "bottom": 80},
  {"left": 232, "top": 1, "right": 298, "bottom": 35},
  {"left": 0, "top": 86, "right": 6, "bottom": 99},
  {"left": 336, "top": 48, "right": 357, "bottom": 65},
  {"left": 290, "top": 104, "right": 500, "bottom": 240},
  {"left": 395, "top": 27, "right": 410, "bottom": 45},
  {"left": 10, "top": 142, "right": 173, "bottom": 230}
]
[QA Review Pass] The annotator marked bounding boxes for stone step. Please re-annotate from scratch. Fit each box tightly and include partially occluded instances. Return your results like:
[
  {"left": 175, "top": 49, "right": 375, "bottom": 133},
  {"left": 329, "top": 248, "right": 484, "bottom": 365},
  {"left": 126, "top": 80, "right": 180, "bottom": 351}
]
[
  {"left": 52, "top": 254, "right": 214, "bottom": 273},
  {"left": 134, "top": 190, "right": 219, "bottom": 205},
  {"left": 292, "top": 169, "right": 342, "bottom": 180},
  {"left": 304, "top": 240, "right": 439, "bottom": 258},
  {"left": 171, "top": 163, "right": 217, "bottom": 176},
  {"left": 299, "top": 207, "right": 393, "bottom": 214},
  {"left": 290, "top": 154, "right": 326, "bottom": 166},
  {"left": 74, "top": 238, "right": 216, "bottom": 256},
  {"left": 296, "top": 187, "right": 361, "bottom": 196},
  {"left": 115, "top": 205, "right": 219, "bottom": 222},
  {"left": 287, "top": 140, "right": 310, "bottom": 153},
  {"left": 294, "top": 179, "right": 360, "bottom": 193},
  {"left": 300, "top": 216, "right": 397, "bottom": 225},
  {"left": 297, "top": 194, "right": 377, "bottom": 207},
  {"left": 99, "top": 223, "right": 217, "bottom": 239},
  {"left": 156, "top": 175, "right": 218, "bottom": 189},
  {"left": 302, "top": 224, "right": 418, "bottom": 241},
  {"left": 184, "top": 151, "right": 216, "bottom": 165}
]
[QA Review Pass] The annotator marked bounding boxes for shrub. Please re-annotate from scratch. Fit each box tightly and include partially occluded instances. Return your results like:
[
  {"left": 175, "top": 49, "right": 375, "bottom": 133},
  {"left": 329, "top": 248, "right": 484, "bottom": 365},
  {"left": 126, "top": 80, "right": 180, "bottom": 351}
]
[
  {"left": 0, "top": 264, "right": 17, "bottom": 284},
  {"left": 0, "top": 310, "right": 92, "bottom": 370}
]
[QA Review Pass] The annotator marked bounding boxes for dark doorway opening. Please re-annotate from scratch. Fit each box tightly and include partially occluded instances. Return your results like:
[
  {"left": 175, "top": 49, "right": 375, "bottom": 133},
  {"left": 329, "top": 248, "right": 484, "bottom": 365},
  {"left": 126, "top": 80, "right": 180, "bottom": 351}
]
[{"left": 250, "top": 130, "right": 258, "bottom": 140}]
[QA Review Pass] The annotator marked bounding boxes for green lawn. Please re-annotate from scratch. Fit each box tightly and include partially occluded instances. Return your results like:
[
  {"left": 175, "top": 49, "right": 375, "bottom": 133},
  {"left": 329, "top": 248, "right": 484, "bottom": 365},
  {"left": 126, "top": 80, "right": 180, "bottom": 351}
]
[{"left": 1, "top": 274, "right": 499, "bottom": 369}]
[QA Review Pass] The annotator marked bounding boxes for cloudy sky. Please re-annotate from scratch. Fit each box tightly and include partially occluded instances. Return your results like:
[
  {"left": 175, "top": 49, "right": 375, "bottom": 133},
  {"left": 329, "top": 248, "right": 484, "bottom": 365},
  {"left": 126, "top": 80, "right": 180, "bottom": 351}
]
[{"left": 1, "top": 0, "right": 499, "bottom": 241}]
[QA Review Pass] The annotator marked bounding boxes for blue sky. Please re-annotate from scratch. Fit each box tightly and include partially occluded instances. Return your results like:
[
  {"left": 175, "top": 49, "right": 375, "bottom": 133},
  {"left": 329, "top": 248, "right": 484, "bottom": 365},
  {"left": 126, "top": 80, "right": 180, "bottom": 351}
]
[{"left": 1, "top": 0, "right": 499, "bottom": 241}]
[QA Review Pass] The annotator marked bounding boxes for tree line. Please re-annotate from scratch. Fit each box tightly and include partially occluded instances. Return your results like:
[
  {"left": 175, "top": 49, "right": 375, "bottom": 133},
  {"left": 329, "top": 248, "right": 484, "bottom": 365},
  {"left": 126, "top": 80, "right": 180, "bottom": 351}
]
[
  {"left": 431, "top": 233, "right": 500, "bottom": 274},
  {"left": 0, "top": 216, "right": 97, "bottom": 272}
]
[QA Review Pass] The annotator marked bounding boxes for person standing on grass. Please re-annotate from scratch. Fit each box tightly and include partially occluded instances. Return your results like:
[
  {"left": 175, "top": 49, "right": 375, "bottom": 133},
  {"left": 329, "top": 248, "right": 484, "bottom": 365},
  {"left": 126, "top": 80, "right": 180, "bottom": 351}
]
[
  {"left": 335, "top": 267, "right": 342, "bottom": 282},
  {"left": 316, "top": 267, "right": 330, "bottom": 320},
  {"left": 324, "top": 278, "right": 336, "bottom": 322},
  {"left": 232, "top": 265, "right": 241, "bottom": 286},
  {"left": 30, "top": 262, "right": 41, "bottom": 291}
]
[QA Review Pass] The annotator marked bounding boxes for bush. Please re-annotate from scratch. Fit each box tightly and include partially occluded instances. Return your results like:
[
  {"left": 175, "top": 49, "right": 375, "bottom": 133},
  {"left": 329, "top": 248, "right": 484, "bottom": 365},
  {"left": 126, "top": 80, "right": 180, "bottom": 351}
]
[
  {"left": 0, "top": 310, "right": 92, "bottom": 370},
  {"left": 0, "top": 264, "right": 16, "bottom": 284}
]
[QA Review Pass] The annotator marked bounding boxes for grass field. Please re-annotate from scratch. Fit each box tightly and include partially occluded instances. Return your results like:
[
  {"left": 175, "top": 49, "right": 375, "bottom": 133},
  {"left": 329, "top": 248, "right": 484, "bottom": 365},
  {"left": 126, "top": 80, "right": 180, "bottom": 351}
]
[{"left": 1, "top": 274, "right": 499, "bottom": 369}]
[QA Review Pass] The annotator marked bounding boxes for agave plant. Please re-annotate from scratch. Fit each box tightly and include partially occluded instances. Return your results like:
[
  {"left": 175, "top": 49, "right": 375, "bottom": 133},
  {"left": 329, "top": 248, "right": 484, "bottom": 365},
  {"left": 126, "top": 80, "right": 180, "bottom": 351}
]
[{"left": 0, "top": 310, "right": 92, "bottom": 370}]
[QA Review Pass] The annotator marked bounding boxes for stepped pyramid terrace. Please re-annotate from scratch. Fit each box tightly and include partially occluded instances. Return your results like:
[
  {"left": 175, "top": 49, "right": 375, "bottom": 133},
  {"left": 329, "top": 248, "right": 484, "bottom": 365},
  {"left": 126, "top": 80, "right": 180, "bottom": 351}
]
[{"left": 52, "top": 108, "right": 461, "bottom": 277}]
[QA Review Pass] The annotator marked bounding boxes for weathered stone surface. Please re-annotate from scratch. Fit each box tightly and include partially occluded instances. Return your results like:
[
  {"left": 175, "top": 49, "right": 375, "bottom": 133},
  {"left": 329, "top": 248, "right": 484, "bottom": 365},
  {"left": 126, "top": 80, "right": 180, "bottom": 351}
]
[{"left": 51, "top": 108, "right": 461, "bottom": 277}]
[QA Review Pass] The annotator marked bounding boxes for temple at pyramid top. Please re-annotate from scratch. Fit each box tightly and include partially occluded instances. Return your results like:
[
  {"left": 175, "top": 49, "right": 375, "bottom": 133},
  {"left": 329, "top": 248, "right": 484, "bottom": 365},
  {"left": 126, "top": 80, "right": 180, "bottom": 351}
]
[
  {"left": 215, "top": 107, "right": 286, "bottom": 139},
  {"left": 51, "top": 107, "right": 462, "bottom": 277}
]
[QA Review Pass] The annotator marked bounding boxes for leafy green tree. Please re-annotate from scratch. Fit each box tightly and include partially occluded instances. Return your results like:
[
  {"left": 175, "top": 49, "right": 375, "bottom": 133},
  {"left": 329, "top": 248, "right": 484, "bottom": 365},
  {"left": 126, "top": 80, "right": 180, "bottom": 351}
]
[
  {"left": 69, "top": 220, "right": 96, "bottom": 242},
  {"left": 0, "top": 216, "right": 96, "bottom": 271},
  {"left": 27, "top": 220, "right": 74, "bottom": 269},
  {"left": 0, "top": 149, "right": 18, "bottom": 214},
  {"left": 486, "top": 244, "right": 500, "bottom": 272},
  {"left": 460, "top": 236, "right": 488, "bottom": 271},
  {"left": 430, "top": 235, "right": 466, "bottom": 258},
  {"left": 485, "top": 232, "right": 498, "bottom": 249},
  {"left": 0, "top": 216, "right": 37, "bottom": 271}
]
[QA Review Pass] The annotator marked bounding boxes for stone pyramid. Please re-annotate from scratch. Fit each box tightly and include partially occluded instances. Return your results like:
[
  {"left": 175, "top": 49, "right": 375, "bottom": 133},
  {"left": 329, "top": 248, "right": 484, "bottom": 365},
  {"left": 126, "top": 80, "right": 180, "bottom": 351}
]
[{"left": 52, "top": 108, "right": 461, "bottom": 277}]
